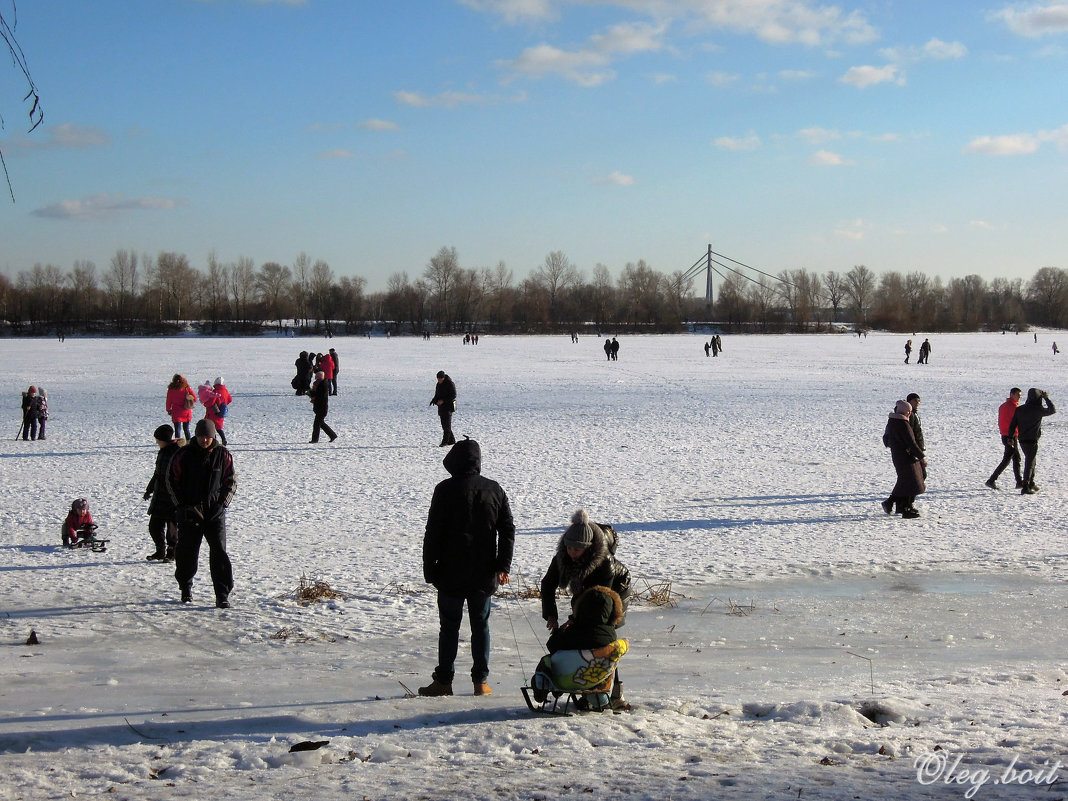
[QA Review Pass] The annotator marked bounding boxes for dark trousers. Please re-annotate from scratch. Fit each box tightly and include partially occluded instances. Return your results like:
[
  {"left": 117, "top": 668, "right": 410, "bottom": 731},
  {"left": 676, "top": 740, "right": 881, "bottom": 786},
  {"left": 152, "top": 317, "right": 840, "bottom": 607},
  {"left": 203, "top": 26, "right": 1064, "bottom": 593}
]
[
  {"left": 438, "top": 407, "right": 455, "bottom": 445},
  {"left": 330, "top": 375, "right": 338, "bottom": 395},
  {"left": 990, "top": 435, "right": 1022, "bottom": 483},
  {"left": 149, "top": 514, "right": 178, "bottom": 554},
  {"left": 174, "top": 517, "right": 233, "bottom": 600},
  {"left": 311, "top": 413, "right": 336, "bottom": 442},
  {"left": 434, "top": 591, "right": 491, "bottom": 684},
  {"left": 1020, "top": 440, "right": 1039, "bottom": 486}
]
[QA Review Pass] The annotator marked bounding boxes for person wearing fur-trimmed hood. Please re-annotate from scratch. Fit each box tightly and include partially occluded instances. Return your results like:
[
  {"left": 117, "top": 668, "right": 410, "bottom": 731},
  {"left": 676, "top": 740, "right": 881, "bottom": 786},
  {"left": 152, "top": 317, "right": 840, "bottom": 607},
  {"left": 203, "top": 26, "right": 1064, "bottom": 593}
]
[{"left": 541, "top": 509, "right": 632, "bottom": 709}]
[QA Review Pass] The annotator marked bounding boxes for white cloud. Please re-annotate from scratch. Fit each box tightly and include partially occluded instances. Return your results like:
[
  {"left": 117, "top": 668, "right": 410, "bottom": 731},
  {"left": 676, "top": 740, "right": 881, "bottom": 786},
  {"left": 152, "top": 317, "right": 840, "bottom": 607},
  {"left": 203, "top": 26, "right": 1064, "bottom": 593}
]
[
  {"left": 32, "top": 194, "right": 185, "bottom": 221},
  {"left": 840, "top": 64, "right": 901, "bottom": 87},
  {"left": 923, "top": 38, "right": 968, "bottom": 59},
  {"left": 931, "top": 223, "right": 949, "bottom": 234},
  {"left": 778, "top": 69, "right": 816, "bottom": 81},
  {"left": 965, "top": 123, "right": 1068, "bottom": 155},
  {"left": 359, "top": 119, "right": 399, "bottom": 131},
  {"left": 393, "top": 90, "right": 487, "bottom": 107},
  {"left": 712, "top": 134, "right": 761, "bottom": 151},
  {"left": 5, "top": 123, "right": 111, "bottom": 153},
  {"left": 499, "top": 21, "right": 666, "bottom": 86},
  {"left": 798, "top": 126, "right": 840, "bottom": 144},
  {"left": 596, "top": 170, "right": 636, "bottom": 186},
  {"left": 991, "top": 2, "right": 1068, "bottom": 36},
  {"left": 318, "top": 149, "right": 356, "bottom": 159},
  {"left": 808, "top": 149, "right": 854, "bottom": 166},
  {"left": 459, "top": 0, "right": 556, "bottom": 23},
  {"left": 970, "top": 220, "right": 995, "bottom": 230},
  {"left": 706, "top": 70, "right": 740, "bottom": 87}
]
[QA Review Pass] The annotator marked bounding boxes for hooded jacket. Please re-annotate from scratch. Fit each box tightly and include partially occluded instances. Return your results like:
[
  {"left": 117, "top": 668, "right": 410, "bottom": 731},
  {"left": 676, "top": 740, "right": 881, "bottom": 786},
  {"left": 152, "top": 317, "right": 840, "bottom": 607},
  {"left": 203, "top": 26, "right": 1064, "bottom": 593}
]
[
  {"left": 541, "top": 521, "right": 631, "bottom": 627},
  {"left": 1009, "top": 389, "right": 1055, "bottom": 442},
  {"left": 422, "top": 439, "right": 515, "bottom": 596},
  {"left": 546, "top": 585, "right": 624, "bottom": 653},
  {"left": 145, "top": 440, "right": 182, "bottom": 516}
]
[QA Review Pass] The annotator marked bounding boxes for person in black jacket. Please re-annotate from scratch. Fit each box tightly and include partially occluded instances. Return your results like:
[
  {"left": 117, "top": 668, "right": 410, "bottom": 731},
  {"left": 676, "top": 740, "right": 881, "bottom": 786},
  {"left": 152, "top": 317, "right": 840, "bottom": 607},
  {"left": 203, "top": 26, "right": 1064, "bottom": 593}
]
[
  {"left": 328, "top": 347, "right": 339, "bottom": 395},
  {"left": 419, "top": 438, "right": 514, "bottom": 697},
  {"left": 308, "top": 370, "right": 337, "bottom": 443},
  {"left": 167, "top": 418, "right": 237, "bottom": 608},
  {"left": 541, "top": 508, "right": 632, "bottom": 709},
  {"left": 882, "top": 400, "right": 926, "bottom": 518},
  {"left": 545, "top": 585, "right": 624, "bottom": 654},
  {"left": 429, "top": 370, "right": 457, "bottom": 447},
  {"left": 1009, "top": 388, "right": 1055, "bottom": 494},
  {"left": 143, "top": 425, "right": 183, "bottom": 562}
]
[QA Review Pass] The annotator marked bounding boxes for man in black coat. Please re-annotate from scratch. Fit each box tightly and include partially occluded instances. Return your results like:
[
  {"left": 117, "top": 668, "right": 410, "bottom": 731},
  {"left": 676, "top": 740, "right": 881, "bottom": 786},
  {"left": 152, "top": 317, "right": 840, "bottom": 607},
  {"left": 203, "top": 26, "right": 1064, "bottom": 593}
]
[
  {"left": 1009, "top": 388, "right": 1056, "bottom": 494},
  {"left": 430, "top": 370, "right": 457, "bottom": 447},
  {"left": 167, "top": 419, "right": 237, "bottom": 608},
  {"left": 143, "top": 424, "right": 182, "bottom": 561},
  {"left": 419, "top": 438, "right": 514, "bottom": 697},
  {"left": 308, "top": 370, "right": 337, "bottom": 443}
]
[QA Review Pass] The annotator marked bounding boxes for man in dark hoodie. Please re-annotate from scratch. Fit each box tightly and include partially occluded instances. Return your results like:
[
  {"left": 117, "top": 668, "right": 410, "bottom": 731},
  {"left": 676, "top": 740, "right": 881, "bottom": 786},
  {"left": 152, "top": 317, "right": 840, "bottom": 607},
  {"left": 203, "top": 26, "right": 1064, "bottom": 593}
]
[
  {"left": 419, "top": 438, "right": 514, "bottom": 697},
  {"left": 143, "top": 424, "right": 183, "bottom": 562},
  {"left": 167, "top": 419, "right": 237, "bottom": 608},
  {"left": 1009, "top": 388, "right": 1056, "bottom": 494}
]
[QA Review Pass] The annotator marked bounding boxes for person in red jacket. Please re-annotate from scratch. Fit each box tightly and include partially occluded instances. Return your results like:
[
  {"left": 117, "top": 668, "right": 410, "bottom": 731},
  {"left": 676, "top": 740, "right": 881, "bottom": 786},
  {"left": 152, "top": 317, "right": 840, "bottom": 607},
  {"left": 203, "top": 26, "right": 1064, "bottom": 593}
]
[
  {"left": 165, "top": 374, "right": 197, "bottom": 441},
  {"left": 986, "top": 388, "right": 1023, "bottom": 490},
  {"left": 319, "top": 352, "right": 335, "bottom": 395},
  {"left": 62, "top": 498, "right": 95, "bottom": 547},
  {"left": 198, "top": 377, "right": 233, "bottom": 446}
]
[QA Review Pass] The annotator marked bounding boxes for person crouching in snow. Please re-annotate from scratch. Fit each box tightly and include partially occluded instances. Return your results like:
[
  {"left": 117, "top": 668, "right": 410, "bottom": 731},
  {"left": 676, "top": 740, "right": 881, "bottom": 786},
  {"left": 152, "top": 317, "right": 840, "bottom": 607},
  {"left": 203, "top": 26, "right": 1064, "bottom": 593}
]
[
  {"left": 62, "top": 498, "right": 95, "bottom": 547},
  {"left": 541, "top": 509, "right": 632, "bottom": 710}
]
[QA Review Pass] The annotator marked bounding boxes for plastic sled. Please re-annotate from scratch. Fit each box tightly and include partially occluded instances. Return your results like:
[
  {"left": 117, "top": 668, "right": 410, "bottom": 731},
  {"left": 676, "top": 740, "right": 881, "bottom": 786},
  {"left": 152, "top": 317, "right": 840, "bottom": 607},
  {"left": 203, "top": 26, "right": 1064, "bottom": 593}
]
[
  {"left": 521, "top": 639, "right": 628, "bottom": 716},
  {"left": 63, "top": 523, "right": 108, "bottom": 553}
]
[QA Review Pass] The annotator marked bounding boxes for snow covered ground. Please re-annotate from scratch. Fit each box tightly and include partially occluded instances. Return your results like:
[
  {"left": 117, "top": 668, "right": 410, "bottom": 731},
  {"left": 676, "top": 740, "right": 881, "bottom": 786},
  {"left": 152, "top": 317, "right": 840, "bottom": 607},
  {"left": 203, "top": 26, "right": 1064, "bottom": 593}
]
[{"left": 1, "top": 331, "right": 1065, "bottom": 801}]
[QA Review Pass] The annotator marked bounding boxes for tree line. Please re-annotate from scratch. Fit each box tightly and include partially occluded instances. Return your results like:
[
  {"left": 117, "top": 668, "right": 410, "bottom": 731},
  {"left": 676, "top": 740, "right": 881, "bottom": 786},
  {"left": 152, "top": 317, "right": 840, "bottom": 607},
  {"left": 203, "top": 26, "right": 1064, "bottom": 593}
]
[{"left": 1, "top": 245, "right": 1065, "bottom": 335}]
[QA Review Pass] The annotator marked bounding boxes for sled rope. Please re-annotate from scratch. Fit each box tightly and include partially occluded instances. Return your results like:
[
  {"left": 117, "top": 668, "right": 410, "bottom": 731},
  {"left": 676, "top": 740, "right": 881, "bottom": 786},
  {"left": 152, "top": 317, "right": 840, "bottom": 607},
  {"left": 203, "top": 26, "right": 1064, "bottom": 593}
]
[{"left": 502, "top": 567, "right": 549, "bottom": 682}]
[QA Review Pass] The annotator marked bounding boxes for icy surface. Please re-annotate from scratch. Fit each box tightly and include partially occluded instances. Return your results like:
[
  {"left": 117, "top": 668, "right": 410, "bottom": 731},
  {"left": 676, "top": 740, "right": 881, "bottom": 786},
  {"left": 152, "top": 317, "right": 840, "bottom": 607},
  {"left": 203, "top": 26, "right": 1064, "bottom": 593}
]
[{"left": 1, "top": 332, "right": 1065, "bottom": 800}]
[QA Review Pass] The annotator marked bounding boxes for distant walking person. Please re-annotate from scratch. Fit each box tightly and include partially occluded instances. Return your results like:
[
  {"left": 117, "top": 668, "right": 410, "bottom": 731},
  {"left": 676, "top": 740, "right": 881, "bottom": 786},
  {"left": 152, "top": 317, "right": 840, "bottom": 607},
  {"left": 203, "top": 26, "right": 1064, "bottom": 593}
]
[
  {"left": 418, "top": 438, "right": 515, "bottom": 697},
  {"left": 610, "top": 337, "right": 619, "bottom": 361},
  {"left": 918, "top": 338, "right": 931, "bottom": 364},
  {"left": 1053, "top": 342, "right": 1060, "bottom": 355},
  {"left": 985, "top": 388, "right": 1023, "bottom": 490},
  {"left": 167, "top": 419, "right": 236, "bottom": 607},
  {"left": 904, "top": 339, "right": 913, "bottom": 364},
  {"left": 603, "top": 338, "right": 612, "bottom": 361},
  {"left": 328, "top": 347, "right": 340, "bottom": 394},
  {"left": 1009, "top": 388, "right": 1055, "bottom": 494},
  {"left": 711, "top": 337, "right": 720, "bottom": 357},
  {"left": 703, "top": 341, "right": 710, "bottom": 357},
  {"left": 308, "top": 370, "right": 337, "bottom": 443},
  {"left": 881, "top": 400, "right": 926, "bottom": 519},
  {"left": 430, "top": 370, "right": 457, "bottom": 447}
]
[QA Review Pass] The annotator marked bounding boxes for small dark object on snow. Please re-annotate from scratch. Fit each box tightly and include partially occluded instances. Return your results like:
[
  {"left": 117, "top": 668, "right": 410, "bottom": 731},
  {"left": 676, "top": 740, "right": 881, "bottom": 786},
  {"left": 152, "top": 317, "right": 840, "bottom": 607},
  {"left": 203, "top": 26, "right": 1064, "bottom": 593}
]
[
  {"left": 26, "top": 629, "right": 39, "bottom": 645},
  {"left": 289, "top": 740, "right": 330, "bottom": 752}
]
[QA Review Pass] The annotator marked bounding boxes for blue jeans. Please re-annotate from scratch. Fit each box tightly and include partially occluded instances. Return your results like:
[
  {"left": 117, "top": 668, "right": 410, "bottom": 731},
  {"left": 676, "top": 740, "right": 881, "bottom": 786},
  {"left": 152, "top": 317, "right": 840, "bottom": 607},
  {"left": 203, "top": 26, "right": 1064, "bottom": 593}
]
[
  {"left": 173, "top": 420, "right": 192, "bottom": 440},
  {"left": 434, "top": 591, "right": 492, "bottom": 684}
]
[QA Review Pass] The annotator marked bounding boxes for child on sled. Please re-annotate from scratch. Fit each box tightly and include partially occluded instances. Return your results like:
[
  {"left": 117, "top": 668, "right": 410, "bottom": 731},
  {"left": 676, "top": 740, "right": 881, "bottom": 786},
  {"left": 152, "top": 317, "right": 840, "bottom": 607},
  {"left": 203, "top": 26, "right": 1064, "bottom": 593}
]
[
  {"left": 62, "top": 498, "right": 97, "bottom": 547},
  {"left": 536, "top": 509, "right": 632, "bottom": 710}
]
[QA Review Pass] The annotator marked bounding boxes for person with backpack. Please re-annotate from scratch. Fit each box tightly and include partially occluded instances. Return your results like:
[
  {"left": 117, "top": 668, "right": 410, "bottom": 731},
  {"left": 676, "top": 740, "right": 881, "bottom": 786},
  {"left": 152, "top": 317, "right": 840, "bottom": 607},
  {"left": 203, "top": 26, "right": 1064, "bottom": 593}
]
[
  {"left": 540, "top": 509, "right": 632, "bottom": 710},
  {"left": 33, "top": 388, "right": 48, "bottom": 440},
  {"left": 166, "top": 374, "right": 197, "bottom": 441},
  {"left": 198, "top": 377, "right": 232, "bottom": 446}
]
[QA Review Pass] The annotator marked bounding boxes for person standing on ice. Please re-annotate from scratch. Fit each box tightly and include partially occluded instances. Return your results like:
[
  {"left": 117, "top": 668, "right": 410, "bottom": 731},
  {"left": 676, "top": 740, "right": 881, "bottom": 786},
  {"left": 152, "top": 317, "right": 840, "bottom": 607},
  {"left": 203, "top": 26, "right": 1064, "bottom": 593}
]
[
  {"left": 907, "top": 393, "right": 926, "bottom": 480},
  {"left": 881, "top": 400, "right": 926, "bottom": 518},
  {"left": 1008, "top": 388, "right": 1055, "bottom": 495},
  {"left": 903, "top": 339, "right": 913, "bottom": 363},
  {"left": 985, "top": 388, "right": 1023, "bottom": 490},
  {"left": 198, "top": 377, "right": 232, "bottom": 446},
  {"left": 167, "top": 419, "right": 236, "bottom": 608},
  {"left": 165, "top": 374, "right": 196, "bottom": 441},
  {"left": 143, "top": 425, "right": 182, "bottom": 561},
  {"left": 429, "top": 370, "right": 457, "bottom": 447},
  {"left": 419, "top": 438, "right": 514, "bottom": 698},
  {"left": 540, "top": 509, "right": 632, "bottom": 710},
  {"left": 918, "top": 338, "right": 932, "bottom": 364},
  {"left": 308, "top": 369, "right": 337, "bottom": 443}
]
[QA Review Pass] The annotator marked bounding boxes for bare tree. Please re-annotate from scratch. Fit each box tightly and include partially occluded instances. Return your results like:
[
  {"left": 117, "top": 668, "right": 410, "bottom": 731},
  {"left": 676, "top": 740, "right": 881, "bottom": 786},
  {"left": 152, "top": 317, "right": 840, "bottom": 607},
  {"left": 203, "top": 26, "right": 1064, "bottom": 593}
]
[
  {"left": 70, "top": 259, "right": 97, "bottom": 330},
  {"left": 291, "top": 252, "right": 312, "bottom": 327},
  {"left": 229, "top": 256, "right": 256, "bottom": 325},
  {"left": 256, "top": 261, "right": 292, "bottom": 329},
  {"left": 1026, "top": 266, "right": 1068, "bottom": 327},
  {"left": 822, "top": 270, "right": 846, "bottom": 323},
  {"left": 1, "top": 2, "right": 44, "bottom": 201},
  {"left": 533, "top": 250, "right": 579, "bottom": 324},
  {"left": 844, "top": 264, "right": 876, "bottom": 327},
  {"left": 424, "top": 246, "right": 460, "bottom": 331},
  {"left": 103, "top": 249, "right": 139, "bottom": 332},
  {"left": 204, "top": 251, "right": 229, "bottom": 331}
]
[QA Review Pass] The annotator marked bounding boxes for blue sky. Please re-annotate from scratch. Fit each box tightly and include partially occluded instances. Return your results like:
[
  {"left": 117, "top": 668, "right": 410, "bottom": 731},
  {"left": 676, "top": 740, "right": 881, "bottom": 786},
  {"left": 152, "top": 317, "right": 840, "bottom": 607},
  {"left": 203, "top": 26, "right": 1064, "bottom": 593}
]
[{"left": 1, "top": 0, "right": 1066, "bottom": 292}]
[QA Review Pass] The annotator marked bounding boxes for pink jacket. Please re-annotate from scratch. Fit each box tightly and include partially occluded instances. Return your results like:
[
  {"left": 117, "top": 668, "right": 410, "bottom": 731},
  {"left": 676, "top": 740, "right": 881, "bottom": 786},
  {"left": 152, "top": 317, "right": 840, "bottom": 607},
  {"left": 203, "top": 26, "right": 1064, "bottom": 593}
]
[
  {"left": 200, "top": 383, "right": 233, "bottom": 428},
  {"left": 166, "top": 386, "right": 196, "bottom": 423}
]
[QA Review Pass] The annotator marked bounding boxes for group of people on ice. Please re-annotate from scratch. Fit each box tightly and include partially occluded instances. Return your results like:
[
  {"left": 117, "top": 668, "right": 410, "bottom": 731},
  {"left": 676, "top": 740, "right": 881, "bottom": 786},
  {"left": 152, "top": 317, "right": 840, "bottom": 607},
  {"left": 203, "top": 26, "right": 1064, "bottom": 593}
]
[
  {"left": 418, "top": 435, "right": 632, "bottom": 710},
  {"left": 883, "top": 385, "right": 1055, "bottom": 519},
  {"left": 165, "top": 374, "right": 232, "bottom": 445},
  {"left": 19, "top": 386, "right": 48, "bottom": 441},
  {"left": 292, "top": 349, "right": 339, "bottom": 396}
]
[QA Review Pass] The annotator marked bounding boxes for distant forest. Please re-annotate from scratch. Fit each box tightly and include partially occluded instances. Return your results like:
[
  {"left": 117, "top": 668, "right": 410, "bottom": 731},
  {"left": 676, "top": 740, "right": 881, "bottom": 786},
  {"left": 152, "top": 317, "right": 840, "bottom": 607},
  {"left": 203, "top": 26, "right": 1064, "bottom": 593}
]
[{"left": 2, "top": 245, "right": 1065, "bottom": 336}]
